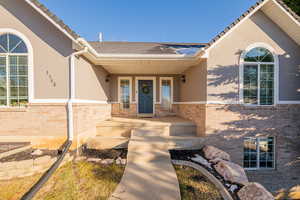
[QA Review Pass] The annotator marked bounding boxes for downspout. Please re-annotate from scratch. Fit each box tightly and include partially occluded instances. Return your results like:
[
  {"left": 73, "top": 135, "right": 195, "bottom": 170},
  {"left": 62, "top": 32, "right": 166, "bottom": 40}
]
[
  {"left": 21, "top": 46, "right": 88, "bottom": 200},
  {"left": 68, "top": 47, "right": 88, "bottom": 141}
]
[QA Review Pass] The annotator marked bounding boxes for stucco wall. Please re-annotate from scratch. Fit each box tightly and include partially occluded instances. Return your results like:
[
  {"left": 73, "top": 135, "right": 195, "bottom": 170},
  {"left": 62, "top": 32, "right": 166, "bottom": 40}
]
[
  {"left": 207, "top": 10, "right": 300, "bottom": 103},
  {"left": 180, "top": 61, "right": 207, "bottom": 102},
  {"left": 0, "top": 0, "right": 73, "bottom": 99},
  {"left": 75, "top": 57, "right": 110, "bottom": 101}
]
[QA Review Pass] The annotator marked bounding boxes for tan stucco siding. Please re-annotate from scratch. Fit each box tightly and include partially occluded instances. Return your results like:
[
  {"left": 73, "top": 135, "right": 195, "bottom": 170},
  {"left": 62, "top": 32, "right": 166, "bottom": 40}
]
[
  {"left": 180, "top": 61, "right": 207, "bottom": 102},
  {"left": 75, "top": 57, "right": 110, "bottom": 101},
  {"left": 0, "top": 0, "right": 73, "bottom": 99},
  {"left": 110, "top": 75, "right": 180, "bottom": 103},
  {"left": 207, "top": 10, "right": 300, "bottom": 102}
]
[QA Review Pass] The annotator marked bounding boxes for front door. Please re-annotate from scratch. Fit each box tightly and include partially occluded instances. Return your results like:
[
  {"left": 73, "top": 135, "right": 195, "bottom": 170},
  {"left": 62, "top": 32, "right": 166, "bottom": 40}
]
[{"left": 138, "top": 80, "right": 153, "bottom": 114}]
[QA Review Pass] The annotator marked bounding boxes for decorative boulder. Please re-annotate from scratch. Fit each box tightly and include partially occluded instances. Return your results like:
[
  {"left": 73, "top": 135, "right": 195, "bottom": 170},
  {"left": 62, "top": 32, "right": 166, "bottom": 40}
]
[
  {"left": 214, "top": 160, "right": 249, "bottom": 185},
  {"left": 100, "top": 159, "right": 114, "bottom": 165},
  {"left": 31, "top": 149, "right": 43, "bottom": 156},
  {"left": 191, "top": 154, "right": 212, "bottom": 169},
  {"left": 238, "top": 182, "right": 274, "bottom": 200},
  {"left": 87, "top": 158, "right": 102, "bottom": 163},
  {"left": 203, "top": 145, "right": 230, "bottom": 161}
]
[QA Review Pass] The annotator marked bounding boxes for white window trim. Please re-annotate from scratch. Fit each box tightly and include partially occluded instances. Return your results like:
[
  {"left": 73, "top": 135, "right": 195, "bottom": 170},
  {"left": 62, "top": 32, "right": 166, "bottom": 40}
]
[
  {"left": 0, "top": 29, "right": 34, "bottom": 107},
  {"left": 135, "top": 76, "right": 156, "bottom": 115},
  {"left": 239, "top": 43, "right": 279, "bottom": 106},
  {"left": 244, "top": 136, "right": 276, "bottom": 170},
  {"left": 159, "top": 77, "right": 173, "bottom": 105},
  {"left": 117, "top": 76, "right": 132, "bottom": 105}
]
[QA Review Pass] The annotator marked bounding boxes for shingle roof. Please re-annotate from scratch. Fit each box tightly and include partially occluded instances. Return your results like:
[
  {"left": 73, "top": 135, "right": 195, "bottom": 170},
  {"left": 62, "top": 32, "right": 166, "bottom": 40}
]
[
  {"left": 88, "top": 41, "right": 207, "bottom": 55},
  {"left": 205, "top": 0, "right": 300, "bottom": 50},
  {"left": 27, "top": 0, "right": 80, "bottom": 39}
]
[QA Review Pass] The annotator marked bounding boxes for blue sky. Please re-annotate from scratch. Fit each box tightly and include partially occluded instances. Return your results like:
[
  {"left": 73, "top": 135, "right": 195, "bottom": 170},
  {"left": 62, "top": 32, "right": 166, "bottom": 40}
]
[{"left": 39, "top": 0, "right": 257, "bottom": 43}]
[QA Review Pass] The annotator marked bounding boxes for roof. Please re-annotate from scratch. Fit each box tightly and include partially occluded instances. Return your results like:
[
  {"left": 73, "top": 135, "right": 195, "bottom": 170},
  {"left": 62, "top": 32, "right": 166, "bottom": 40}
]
[
  {"left": 204, "top": 0, "right": 300, "bottom": 50},
  {"left": 88, "top": 41, "right": 207, "bottom": 55},
  {"left": 26, "top": 0, "right": 80, "bottom": 40}
]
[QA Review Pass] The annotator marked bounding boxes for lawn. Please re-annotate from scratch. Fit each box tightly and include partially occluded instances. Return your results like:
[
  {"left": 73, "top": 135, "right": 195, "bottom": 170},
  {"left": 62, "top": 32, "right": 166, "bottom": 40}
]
[
  {"left": 0, "top": 161, "right": 125, "bottom": 200},
  {"left": 174, "top": 165, "right": 223, "bottom": 200}
]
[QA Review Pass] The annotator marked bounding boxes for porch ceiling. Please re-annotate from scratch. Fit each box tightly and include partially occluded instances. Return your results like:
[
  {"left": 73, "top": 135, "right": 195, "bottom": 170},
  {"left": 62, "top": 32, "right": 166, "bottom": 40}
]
[{"left": 100, "top": 59, "right": 199, "bottom": 74}]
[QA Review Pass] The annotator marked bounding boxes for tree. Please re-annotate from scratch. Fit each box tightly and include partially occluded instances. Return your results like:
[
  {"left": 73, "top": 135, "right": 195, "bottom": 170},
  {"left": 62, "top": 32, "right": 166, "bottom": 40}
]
[{"left": 283, "top": 0, "right": 300, "bottom": 16}]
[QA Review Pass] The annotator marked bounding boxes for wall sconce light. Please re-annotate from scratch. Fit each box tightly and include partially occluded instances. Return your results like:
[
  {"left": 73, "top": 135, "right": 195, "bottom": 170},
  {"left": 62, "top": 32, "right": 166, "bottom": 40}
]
[
  {"left": 181, "top": 75, "right": 186, "bottom": 83},
  {"left": 105, "top": 75, "right": 111, "bottom": 82}
]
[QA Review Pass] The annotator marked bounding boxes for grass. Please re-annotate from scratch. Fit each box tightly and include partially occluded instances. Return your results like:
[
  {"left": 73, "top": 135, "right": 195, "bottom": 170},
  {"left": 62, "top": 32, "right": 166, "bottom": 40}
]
[
  {"left": 174, "top": 165, "right": 223, "bottom": 200},
  {"left": 0, "top": 161, "right": 125, "bottom": 200}
]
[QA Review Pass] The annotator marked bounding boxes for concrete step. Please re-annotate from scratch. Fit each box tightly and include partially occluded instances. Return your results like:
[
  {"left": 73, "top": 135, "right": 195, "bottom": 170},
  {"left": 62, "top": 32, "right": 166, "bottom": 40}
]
[{"left": 96, "top": 117, "right": 197, "bottom": 137}]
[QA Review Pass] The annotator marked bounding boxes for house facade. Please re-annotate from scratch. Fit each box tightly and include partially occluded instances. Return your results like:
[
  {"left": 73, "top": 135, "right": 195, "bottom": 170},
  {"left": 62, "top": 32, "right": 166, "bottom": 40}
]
[{"left": 0, "top": 0, "right": 299, "bottom": 194}]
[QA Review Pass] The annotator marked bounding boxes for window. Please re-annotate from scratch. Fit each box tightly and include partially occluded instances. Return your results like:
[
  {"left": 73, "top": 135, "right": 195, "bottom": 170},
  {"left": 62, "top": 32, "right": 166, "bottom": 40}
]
[
  {"left": 244, "top": 137, "right": 275, "bottom": 169},
  {"left": 242, "top": 47, "right": 275, "bottom": 105},
  {"left": 0, "top": 33, "right": 28, "bottom": 107},
  {"left": 160, "top": 77, "right": 173, "bottom": 111},
  {"left": 118, "top": 77, "right": 132, "bottom": 109}
]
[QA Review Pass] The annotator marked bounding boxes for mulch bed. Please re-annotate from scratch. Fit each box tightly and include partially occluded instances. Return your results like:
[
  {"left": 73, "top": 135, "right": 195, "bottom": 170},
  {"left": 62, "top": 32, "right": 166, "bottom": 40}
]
[
  {"left": 81, "top": 147, "right": 128, "bottom": 159},
  {"left": 170, "top": 149, "right": 241, "bottom": 200},
  {"left": 0, "top": 148, "right": 58, "bottom": 162}
]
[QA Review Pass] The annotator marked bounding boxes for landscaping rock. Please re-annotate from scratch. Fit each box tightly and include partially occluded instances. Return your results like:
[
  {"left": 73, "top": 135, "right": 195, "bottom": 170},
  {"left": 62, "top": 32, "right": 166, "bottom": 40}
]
[
  {"left": 101, "top": 159, "right": 114, "bottom": 165},
  {"left": 229, "top": 184, "right": 238, "bottom": 193},
  {"left": 203, "top": 145, "right": 230, "bottom": 161},
  {"left": 238, "top": 182, "right": 274, "bottom": 200},
  {"left": 75, "top": 156, "right": 86, "bottom": 162},
  {"left": 190, "top": 154, "right": 212, "bottom": 169},
  {"left": 31, "top": 149, "right": 43, "bottom": 156},
  {"left": 121, "top": 159, "right": 126, "bottom": 165},
  {"left": 87, "top": 158, "right": 102, "bottom": 163},
  {"left": 214, "top": 160, "right": 248, "bottom": 185},
  {"left": 209, "top": 158, "right": 223, "bottom": 164},
  {"left": 116, "top": 157, "right": 122, "bottom": 165}
]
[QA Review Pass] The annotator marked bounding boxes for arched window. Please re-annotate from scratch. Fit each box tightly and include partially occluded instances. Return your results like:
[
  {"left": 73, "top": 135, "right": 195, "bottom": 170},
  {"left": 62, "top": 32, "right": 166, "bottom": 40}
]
[
  {"left": 242, "top": 47, "right": 275, "bottom": 105},
  {"left": 0, "top": 33, "right": 28, "bottom": 107}
]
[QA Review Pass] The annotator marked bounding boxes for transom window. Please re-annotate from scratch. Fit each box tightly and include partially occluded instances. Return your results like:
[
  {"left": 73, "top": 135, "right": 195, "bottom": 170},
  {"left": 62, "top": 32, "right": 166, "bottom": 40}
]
[
  {"left": 243, "top": 47, "right": 275, "bottom": 105},
  {"left": 0, "top": 33, "right": 28, "bottom": 107},
  {"left": 244, "top": 137, "right": 275, "bottom": 169}
]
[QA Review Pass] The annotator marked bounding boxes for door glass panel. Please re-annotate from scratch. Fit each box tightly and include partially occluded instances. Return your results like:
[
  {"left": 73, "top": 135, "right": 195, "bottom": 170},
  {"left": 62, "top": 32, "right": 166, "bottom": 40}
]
[
  {"left": 161, "top": 79, "right": 171, "bottom": 111},
  {"left": 120, "top": 79, "right": 130, "bottom": 109},
  {"left": 243, "top": 65, "right": 258, "bottom": 104}
]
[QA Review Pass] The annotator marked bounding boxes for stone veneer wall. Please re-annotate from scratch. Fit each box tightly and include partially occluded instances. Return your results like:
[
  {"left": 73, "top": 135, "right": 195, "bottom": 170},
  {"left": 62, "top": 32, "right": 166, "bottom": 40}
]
[
  {"left": 73, "top": 103, "right": 111, "bottom": 148},
  {"left": 0, "top": 103, "right": 111, "bottom": 149},
  {"left": 111, "top": 103, "right": 137, "bottom": 117},
  {"left": 112, "top": 103, "right": 177, "bottom": 117},
  {"left": 0, "top": 104, "right": 68, "bottom": 149},
  {"left": 173, "top": 104, "right": 206, "bottom": 136},
  {"left": 203, "top": 104, "right": 300, "bottom": 193}
]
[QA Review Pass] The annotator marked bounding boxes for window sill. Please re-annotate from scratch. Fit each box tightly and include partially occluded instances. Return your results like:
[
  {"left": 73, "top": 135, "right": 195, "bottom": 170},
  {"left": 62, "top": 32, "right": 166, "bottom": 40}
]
[{"left": 0, "top": 106, "right": 28, "bottom": 112}]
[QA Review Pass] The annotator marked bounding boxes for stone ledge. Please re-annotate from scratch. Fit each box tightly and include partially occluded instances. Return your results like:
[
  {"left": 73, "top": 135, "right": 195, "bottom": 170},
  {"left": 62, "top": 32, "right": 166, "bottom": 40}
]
[{"left": 172, "top": 160, "right": 234, "bottom": 200}]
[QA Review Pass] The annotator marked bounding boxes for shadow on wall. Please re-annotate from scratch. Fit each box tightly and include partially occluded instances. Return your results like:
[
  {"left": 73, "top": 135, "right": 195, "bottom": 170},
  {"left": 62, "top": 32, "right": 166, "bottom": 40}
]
[
  {"left": 206, "top": 62, "right": 300, "bottom": 195},
  {"left": 251, "top": 11, "right": 300, "bottom": 99},
  {"left": 2, "top": 0, "right": 73, "bottom": 57}
]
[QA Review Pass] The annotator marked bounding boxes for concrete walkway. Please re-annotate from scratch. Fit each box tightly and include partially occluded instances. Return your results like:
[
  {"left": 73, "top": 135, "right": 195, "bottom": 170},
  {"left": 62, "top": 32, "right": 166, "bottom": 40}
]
[{"left": 110, "top": 128, "right": 181, "bottom": 200}]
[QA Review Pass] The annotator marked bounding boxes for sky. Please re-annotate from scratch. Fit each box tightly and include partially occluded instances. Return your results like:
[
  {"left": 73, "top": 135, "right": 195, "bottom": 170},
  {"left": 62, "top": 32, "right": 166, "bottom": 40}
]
[{"left": 39, "top": 0, "right": 258, "bottom": 43}]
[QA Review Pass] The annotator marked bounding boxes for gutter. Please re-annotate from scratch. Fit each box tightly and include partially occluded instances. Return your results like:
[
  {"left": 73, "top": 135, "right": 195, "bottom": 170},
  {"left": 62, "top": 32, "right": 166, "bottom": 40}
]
[{"left": 21, "top": 46, "right": 88, "bottom": 200}]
